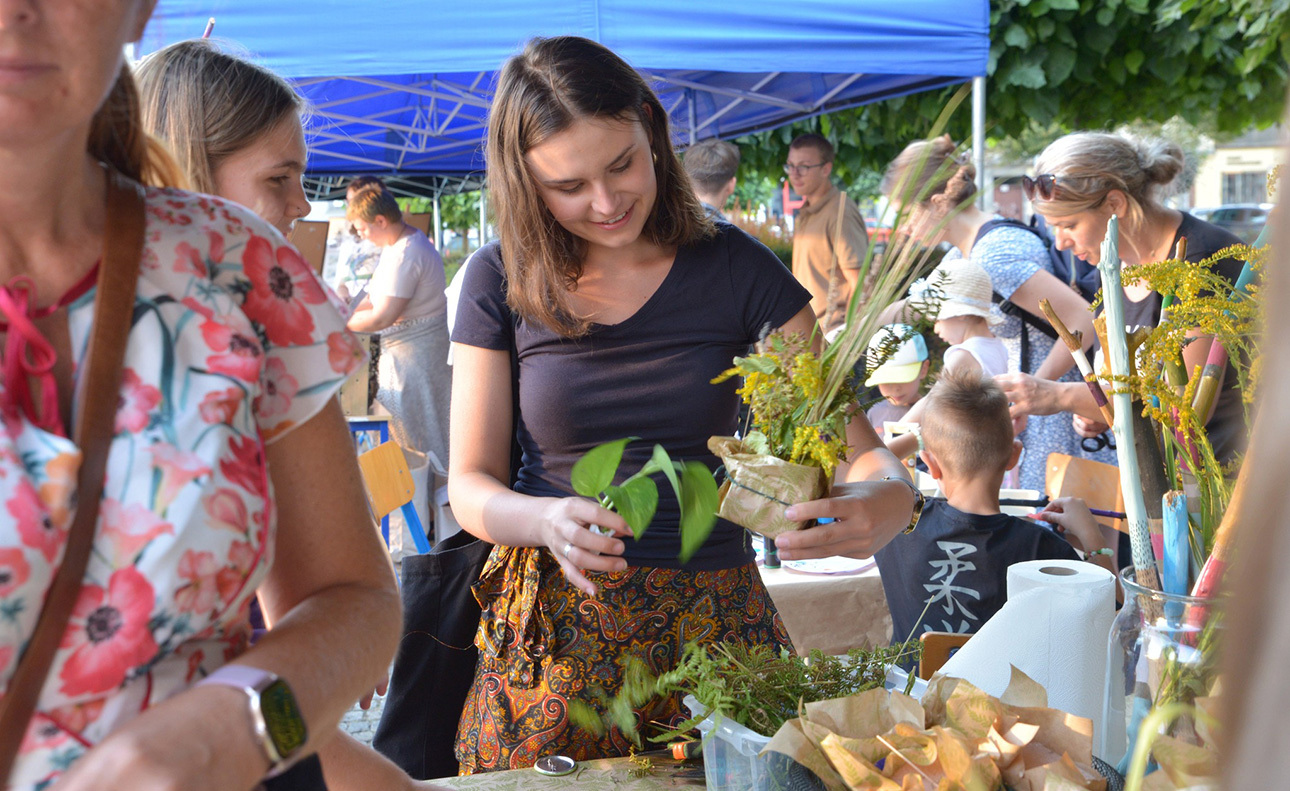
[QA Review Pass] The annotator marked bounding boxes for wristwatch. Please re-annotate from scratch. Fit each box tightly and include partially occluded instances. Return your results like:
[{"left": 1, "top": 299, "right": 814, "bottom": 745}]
[
  {"left": 882, "top": 475, "right": 925, "bottom": 534},
  {"left": 197, "top": 665, "right": 308, "bottom": 775}
]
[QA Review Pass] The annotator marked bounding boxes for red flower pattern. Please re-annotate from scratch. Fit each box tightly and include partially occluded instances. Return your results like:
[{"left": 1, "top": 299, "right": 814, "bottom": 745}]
[
  {"left": 58, "top": 568, "right": 159, "bottom": 696},
  {"left": 175, "top": 550, "right": 222, "bottom": 614},
  {"left": 149, "top": 444, "right": 212, "bottom": 513},
  {"left": 241, "top": 235, "right": 326, "bottom": 346},
  {"left": 327, "top": 330, "right": 366, "bottom": 374},
  {"left": 9, "top": 479, "right": 61, "bottom": 564},
  {"left": 99, "top": 499, "right": 173, "bottom": 565},
  {"left": 115, "top": 368, "right": 161, "bottom": 434},
  {"left": 255, "top": 357, "right": 299, "bottom": 419},
  {"left": 220, "top": 435, "right": 265, "bottom": 498},
  {"left": 0, "top": 547, "right": 31, "bottom": 597},
  {"left": 183, "top": 297, "right": 264, "bottom": 383},
  {"left": 198, "top": 387, "right": 244, "bottom": 425}
]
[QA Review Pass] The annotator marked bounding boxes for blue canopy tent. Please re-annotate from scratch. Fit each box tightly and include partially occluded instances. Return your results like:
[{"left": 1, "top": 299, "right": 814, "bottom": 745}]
[{"left": 141, "top": 0, "right": 988, "bottom": 197}]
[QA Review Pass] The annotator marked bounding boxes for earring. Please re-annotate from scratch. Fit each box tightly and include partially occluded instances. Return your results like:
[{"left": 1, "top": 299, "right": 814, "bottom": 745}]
[{"left": 653, "top": 151, "right": 659, "bottom": 164}]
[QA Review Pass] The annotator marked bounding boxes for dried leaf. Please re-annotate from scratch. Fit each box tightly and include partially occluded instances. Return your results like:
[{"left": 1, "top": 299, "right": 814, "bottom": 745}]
[{"left": 1001, "top": 665, "right": 1049, "bottom": 709}]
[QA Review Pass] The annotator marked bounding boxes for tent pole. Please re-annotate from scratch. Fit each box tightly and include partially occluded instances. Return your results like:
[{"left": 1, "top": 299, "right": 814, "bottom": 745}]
[
  {"left": 688, "top": 89, "right": 697, "bottom": 147},
  {"left": 433, "top": 193, "right": 443, "bottom": 250},
  {"left": 479, "top": 188, "right": 488, "bottom": 245},
  {"left": 972, "top": 76, "right": 987, "bottom": 211}
]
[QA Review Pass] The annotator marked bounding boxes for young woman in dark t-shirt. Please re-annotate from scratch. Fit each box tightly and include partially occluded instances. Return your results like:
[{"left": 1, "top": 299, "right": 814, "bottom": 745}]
[
  {"left": 445, "top": 36, "right": 914, "bottom": 772},
  {"left": 996, "top": 132, "right": 1249, "bottom": 464}
]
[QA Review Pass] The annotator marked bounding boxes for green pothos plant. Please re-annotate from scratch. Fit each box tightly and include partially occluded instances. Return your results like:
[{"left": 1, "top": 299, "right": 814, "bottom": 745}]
[{"left": 570, "top": 437, "right": 720, "bottom": 564}]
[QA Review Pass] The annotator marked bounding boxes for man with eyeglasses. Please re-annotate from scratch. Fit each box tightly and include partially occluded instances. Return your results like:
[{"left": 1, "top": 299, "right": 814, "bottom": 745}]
[{"left": 785, "top": 133, "right": 869, "bottom": 335}]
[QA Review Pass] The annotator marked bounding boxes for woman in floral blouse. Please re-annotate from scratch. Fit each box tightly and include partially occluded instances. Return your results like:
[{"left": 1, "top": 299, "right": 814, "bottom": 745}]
[{"left": 0, "top": 5, "right": 400, "bottom": 791}]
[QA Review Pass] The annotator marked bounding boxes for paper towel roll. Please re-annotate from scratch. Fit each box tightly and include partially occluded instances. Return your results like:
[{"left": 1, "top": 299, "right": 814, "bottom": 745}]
[{"left": 936, "top": 559, "right": 1116, "bottom": 752}]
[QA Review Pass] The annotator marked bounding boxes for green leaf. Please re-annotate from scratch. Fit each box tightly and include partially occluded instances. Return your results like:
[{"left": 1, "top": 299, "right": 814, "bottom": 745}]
[
  {"left": 1045, "top": 43, "right": 1078, "bottom": 85},
  {"left": 605, "top": 477, "right": 659, "bottom": 540},
  {"left": 1096, "top": 6, "right": 1116, "bottom": 25},
  {"left": 1006, "top": 62, "right": 1048, "bottom": 89},
  {"left": 1124, "top": 49, "right": 1145, "bottom": 75},
  {"left": 647, "top": 444, "right": 683, "bottom": 506},
  {"left": 1004, "top": 24, "right": 1031, "bottom": 48},
  {"left": 571, "top": 437, "right": 636, "bottom": 498},
  {"left": 1125, "top": 0, "right": 1149, "bottom": 13},
  {"left": 677, "top": 462, "right": 720, "bottom": 564},
  {"left": 1035, "top": 17, "right": 1056, "bottom": 39},
  {"left": 1047, "top": 0, "right": 1079, "bottom": 9},
  {"left": 733, "top": 354, "right": 778, "bottom": 375},
  {"left": 742, "top": 431, "right": 771, "bottom": 456}
]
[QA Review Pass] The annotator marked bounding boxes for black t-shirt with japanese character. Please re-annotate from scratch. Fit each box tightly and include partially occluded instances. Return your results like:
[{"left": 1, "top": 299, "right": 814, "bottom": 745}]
[{"left": 875, "top": 499, "right": 1079, "bottom": 645}]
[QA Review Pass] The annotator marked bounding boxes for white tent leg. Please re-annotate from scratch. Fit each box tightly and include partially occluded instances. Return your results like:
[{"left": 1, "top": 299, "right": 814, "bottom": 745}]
[
  {"left": 433, "top": 194, "right": 443, "bottom": 250},
  {"left": 478, "top": 189, "right": 488, "bottom": 245},
  {"left": 972, "top": 76, "right": 987, "bottom": 211}
]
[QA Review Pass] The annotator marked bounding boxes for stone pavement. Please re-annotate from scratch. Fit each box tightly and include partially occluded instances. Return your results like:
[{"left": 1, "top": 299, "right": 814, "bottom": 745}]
[{"left": 340, "top": 683, "right": 388, "bottom": 746}]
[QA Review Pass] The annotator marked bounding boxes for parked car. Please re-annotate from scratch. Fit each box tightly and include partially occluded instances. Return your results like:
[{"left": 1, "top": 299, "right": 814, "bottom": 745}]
[{"left": 1201, "top": 203, "right": 1274, "bottom": 244}]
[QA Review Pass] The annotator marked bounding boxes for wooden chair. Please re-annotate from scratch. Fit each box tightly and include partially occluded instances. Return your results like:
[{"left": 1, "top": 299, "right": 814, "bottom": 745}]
[
  {"left": 918, "top": 631, "right": 972, "bottom": 679},
  {"left": 1045, "top": 452, "right": 1126, "bottom": 533},
  {"left": 358, "top": 441, "right": 432, "bottom": 554}
]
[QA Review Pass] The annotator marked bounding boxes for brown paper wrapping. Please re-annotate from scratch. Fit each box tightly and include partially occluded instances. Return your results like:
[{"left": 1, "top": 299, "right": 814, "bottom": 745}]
[
  {"left": 764, "top": 668, "right": 1107, "bottom": 791},
  {"left": 708, "top": 436, "right": 829, "bottom": 538}
]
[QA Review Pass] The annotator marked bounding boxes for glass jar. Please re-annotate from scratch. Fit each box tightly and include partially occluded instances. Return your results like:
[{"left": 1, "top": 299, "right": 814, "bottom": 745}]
[{"left": 1102, "top": 567, "right": 1220, "bottom": 769}]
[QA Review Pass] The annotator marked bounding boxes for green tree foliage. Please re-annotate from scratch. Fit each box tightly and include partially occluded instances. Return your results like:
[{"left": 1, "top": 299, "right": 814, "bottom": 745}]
[
  {"left": 399, "top": 192, "right": 482, "bottom": 253},
  {"left": 733, "top": 0, "right": 1288, "bottom": 185}
]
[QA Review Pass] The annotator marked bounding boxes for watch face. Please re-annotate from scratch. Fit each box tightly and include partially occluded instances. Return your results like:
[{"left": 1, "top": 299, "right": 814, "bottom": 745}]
[{"left": 261, "top": 678, "right": 308, "bottom": 759}]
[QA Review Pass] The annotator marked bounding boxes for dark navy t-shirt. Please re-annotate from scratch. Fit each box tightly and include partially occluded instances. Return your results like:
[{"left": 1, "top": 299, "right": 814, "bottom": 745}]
[
  {"left": 1119, "top": 212, "right": 1247, "bottom": 462},
  {"left": 875, "top": 499, "right": 1079, "bottom": 644},
  {"left": 452, "top": 224, "right": 811, "bottom": 570}
]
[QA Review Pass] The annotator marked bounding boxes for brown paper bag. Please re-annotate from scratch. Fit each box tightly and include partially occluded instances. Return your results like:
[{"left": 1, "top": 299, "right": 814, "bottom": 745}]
[{"left": 708, "top": 436, "right": 829, "bottom": 539}]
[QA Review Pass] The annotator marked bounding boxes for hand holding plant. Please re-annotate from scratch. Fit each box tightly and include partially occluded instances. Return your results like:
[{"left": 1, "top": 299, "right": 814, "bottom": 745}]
[{"left": 571, "top": 437, "right": 721, "bottom": 564}]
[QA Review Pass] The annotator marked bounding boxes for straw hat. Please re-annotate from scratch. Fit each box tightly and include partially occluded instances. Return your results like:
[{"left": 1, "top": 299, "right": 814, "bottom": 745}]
[
  {"left": 864, "top": 324, "right": 929, "bottom": 386},
  {"left": 931, "top": 258, "right": 1004, "bottom": 325}
]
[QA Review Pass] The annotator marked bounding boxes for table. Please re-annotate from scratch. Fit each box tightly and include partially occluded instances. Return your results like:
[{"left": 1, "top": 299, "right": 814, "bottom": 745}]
[
  {"left": 759, "top": 562, "right": 892, "bottom": 655},
  {"left": 434, "top": 754, "right": 702, "bottom": 790}
]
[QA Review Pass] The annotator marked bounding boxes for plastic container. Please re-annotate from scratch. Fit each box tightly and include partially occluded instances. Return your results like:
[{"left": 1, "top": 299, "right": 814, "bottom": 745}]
[{"left": 684, "top": 666, "right": 926, "bottom": 791}]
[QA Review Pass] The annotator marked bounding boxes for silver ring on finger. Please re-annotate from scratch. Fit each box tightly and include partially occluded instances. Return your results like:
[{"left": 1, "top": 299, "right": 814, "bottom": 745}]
[{"left": 562, "top": 541, "right": 574, "bottom": 559}]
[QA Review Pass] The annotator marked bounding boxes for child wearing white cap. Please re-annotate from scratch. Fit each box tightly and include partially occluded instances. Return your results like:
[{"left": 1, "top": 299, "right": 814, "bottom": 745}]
[
  {"left": 884, "top": 259, "right": 1012, "bottom": 462},
  {"left": 864, "top": 324, "right": 930, "bottom": 437}
]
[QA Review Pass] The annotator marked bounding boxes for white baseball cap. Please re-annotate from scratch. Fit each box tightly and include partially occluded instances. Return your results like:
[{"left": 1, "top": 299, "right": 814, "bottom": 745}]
[{"left": 865, "top": 324, "right": 929, "bottom": 386}]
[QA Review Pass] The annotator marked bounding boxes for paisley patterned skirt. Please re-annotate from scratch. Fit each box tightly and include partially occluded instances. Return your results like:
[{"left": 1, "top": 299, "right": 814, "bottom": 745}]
[{"left": 454, "top": 545, "right": 791, "bottom": 773}]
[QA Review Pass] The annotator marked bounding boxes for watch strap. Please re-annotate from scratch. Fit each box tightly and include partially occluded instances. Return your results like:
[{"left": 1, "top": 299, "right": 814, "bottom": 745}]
[
  {"left": 882, "top": 475, "right": 925, "bottom": 534},
  {"left": 197, "top": 665, "right": 293, "bottom": 769}
]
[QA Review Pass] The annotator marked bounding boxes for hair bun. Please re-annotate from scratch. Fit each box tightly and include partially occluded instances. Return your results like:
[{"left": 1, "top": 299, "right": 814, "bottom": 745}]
[{"left": 1136, "top": 138, "right": 1185, "bottom": 186}]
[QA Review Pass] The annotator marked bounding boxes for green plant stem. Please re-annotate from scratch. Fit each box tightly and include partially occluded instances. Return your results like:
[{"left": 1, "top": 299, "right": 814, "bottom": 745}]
[{"left": 1124, "top": 702, "right": 1219, "bottom": 791}]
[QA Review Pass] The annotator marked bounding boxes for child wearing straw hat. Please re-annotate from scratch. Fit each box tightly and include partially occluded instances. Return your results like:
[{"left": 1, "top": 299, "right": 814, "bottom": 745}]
[
  {"left": 884, "top": 259, "right": 1010, "bottom": 462},
  {"left": 930, "top": 258, "right": 1009, "bottom": 380}
]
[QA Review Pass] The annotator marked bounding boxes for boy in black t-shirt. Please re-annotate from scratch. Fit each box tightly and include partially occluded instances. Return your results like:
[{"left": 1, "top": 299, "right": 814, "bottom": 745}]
[{"left": 875, "top": 368, "right": 1112, "bottom": 643}]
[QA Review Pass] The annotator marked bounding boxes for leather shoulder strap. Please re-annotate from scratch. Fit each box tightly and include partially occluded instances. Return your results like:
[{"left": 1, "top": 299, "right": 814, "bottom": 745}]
[{"left": 0, "top": 170, "right": 146, "bottom": 781}]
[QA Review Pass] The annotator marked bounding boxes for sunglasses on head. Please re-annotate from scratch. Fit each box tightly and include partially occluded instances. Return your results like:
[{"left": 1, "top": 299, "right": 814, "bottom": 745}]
[{"left": 1021, "top": 174, "right": 1061, "bottom": 201}]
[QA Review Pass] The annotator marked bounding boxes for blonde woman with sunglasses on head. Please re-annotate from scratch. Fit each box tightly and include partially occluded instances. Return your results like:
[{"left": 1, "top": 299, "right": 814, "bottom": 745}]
[{"left": 996, "top": 132, "right": 1248, "bottom": 466}]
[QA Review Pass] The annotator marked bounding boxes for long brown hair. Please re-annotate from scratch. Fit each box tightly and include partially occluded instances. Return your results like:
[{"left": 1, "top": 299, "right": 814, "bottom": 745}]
[
  {"left": 135, "top": 39, "right": 301, "bottom": 194},
  {"left": 89, "top": 64, "right": 185, "bottom": 188},
  {"left": 880, "top": 134, "right": 976, "bottom": 210},
  {"left": 486, "top": 36, "right": 712, "bottom": 337}
]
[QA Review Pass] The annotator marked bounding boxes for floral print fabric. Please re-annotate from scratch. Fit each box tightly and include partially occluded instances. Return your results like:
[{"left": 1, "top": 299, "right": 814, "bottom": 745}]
[{"left": 0, "top": 188, "right": 363, "bottom": 790}]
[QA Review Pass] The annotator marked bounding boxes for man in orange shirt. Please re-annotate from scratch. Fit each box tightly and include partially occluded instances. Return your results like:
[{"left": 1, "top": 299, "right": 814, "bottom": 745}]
[{"left": 786, "top": 134, "right": 869, "bottom": 335}]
